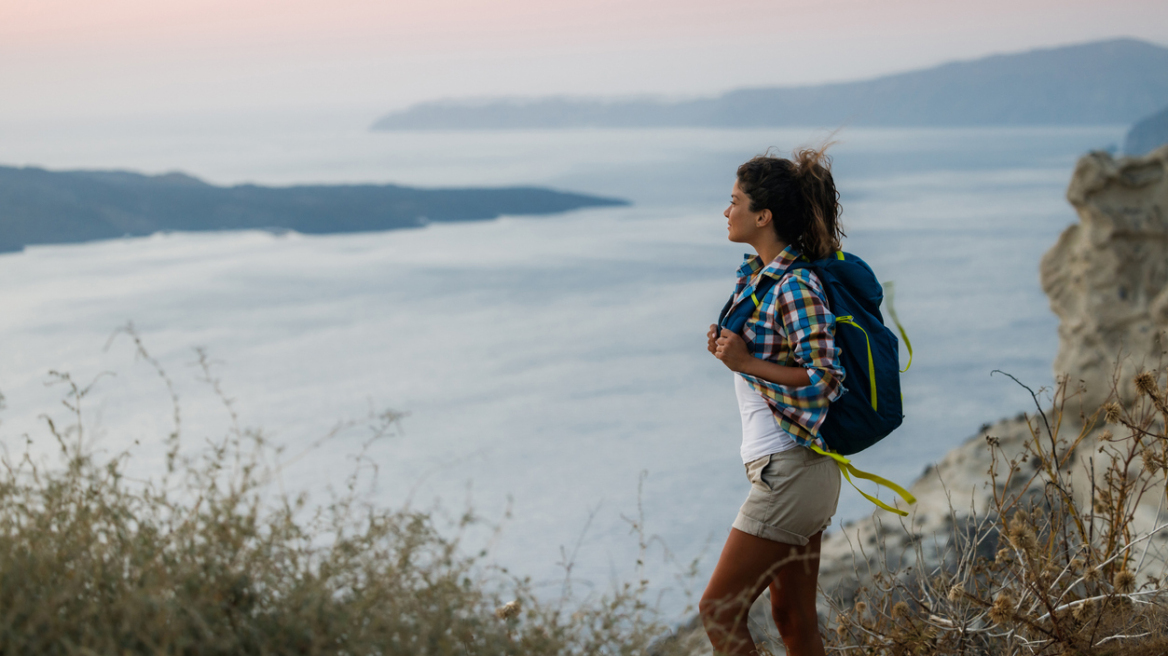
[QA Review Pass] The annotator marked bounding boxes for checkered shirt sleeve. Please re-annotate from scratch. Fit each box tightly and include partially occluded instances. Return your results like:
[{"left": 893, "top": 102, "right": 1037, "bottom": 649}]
[{"left": 740, "top": 268, "right": 844, "bottom": 445}]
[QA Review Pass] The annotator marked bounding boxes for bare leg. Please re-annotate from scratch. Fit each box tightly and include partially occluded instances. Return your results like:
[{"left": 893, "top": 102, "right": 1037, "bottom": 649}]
[
  {"left": 699, "top": 528, "right": 826, "bottom": 656},
  {"left": 769, "top": 531, "right": 826, "bottom": 656}
]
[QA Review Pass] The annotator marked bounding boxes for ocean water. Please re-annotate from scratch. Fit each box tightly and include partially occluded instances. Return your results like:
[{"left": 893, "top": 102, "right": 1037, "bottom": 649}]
[{"left": 0, "top": 115, "right": 1124, "bottom": 615}]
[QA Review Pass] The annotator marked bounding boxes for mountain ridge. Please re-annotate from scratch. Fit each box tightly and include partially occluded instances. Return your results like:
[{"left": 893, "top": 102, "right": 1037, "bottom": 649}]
[{"left": 373, "top": 38, "right": 1168, "bottom": 130}]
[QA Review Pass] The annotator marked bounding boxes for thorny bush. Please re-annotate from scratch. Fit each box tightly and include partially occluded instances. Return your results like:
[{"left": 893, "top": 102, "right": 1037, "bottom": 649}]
[
  {"left": 825, "top": 366, "right": 1168, "bottom": 656},
  {"left": 0, "top": 328, "right": 679, "bottom": 655}
]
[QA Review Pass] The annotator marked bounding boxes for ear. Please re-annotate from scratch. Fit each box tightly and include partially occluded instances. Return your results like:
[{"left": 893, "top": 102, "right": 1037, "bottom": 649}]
[{"left": 756, "top": 209, "right": 773, "bottom": 227}]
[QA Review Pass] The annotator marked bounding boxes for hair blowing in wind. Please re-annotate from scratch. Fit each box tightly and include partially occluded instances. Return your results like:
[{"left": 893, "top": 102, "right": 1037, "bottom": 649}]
[{"left": 735, "top": 144, "right": 845, "bottom": 261}]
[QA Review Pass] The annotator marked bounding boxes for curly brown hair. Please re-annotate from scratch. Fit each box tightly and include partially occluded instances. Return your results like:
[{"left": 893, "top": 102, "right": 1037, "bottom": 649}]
[{"left": 735, "top": 144, "right": 845, "bottom": 261}]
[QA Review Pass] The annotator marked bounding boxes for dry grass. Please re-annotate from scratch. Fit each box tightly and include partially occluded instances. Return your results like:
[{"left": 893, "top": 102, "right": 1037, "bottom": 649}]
[
  {"left": 16, "top": 329, "right": 1168, "bottom": 656},
  {"left": 0, "top": 328, "right": 677, "bottom": 655},
  {"left": 824, "top": 366, "right": 1168, "bottom": 656}
]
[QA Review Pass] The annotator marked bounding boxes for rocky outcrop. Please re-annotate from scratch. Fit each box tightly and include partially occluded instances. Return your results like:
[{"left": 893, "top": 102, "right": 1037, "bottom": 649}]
[{"left": 1040, "top": 145, "right": 1168, "bottom": 409}]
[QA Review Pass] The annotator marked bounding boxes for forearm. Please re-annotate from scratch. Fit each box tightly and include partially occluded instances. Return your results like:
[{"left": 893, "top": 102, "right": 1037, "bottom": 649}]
[{"left": 737, "top": 356, "right": 811, "bottom": 387}]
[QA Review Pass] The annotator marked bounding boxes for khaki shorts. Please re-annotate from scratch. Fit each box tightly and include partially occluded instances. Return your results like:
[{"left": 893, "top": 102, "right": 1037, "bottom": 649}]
[{"left": 732, "top": 447, "right": 842, "bottom": 546}]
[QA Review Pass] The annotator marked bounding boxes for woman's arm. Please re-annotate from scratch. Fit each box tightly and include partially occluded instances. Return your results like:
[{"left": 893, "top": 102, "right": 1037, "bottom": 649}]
[{"left": 713, "top": 329, "right": 811, "bottom": 387}]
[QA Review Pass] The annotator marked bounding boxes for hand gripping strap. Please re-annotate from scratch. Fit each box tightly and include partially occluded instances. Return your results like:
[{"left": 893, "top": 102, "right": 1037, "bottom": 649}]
[{"left": 808, "top": 445, "right": 917, "bottom": 516}]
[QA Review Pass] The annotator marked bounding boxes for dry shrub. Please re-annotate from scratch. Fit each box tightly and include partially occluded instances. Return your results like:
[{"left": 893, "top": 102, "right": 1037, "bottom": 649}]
[
  {"left": 825, "top": 366, "right": 1168, "bottom": 656},
  {"left": 0, "top": 329, "right": 673, "bottom": 655}
]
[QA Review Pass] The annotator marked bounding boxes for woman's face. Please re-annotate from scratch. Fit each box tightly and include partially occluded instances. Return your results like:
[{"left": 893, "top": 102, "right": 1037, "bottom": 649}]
[{"left": 724, "top": 180, "right": 765, "bottom": 244}]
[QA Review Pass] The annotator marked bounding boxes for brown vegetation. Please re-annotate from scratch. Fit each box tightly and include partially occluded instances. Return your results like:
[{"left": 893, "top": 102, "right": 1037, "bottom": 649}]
[
  {"left": 7, "top": 330, "right": 1168, "bottom": 656},
  {"left": 0, "top": 330, "right": 674, "bottom": 655},
  {"left": 823, "top": 367, "right": 1168, "bottom": 656}
]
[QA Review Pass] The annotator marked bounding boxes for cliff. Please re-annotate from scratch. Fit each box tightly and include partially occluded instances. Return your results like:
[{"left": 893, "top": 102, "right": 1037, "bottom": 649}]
[{"left": 1041, "top": 145, "right": 1168, "bottom": 409}]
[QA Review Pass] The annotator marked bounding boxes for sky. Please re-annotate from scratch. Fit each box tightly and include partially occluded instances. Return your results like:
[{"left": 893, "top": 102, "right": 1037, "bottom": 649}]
[{"left": 2, "top": 0, "right": 1168, "bottom": 119}]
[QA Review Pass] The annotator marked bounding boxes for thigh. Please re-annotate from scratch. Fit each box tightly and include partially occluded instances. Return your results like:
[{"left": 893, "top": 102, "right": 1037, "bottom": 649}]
[
  {"left": 768, "top": 530, "right": 823, "bottom": 613},
  {"left": 703, "top": 528, "right": 797, "bottom": 612}
]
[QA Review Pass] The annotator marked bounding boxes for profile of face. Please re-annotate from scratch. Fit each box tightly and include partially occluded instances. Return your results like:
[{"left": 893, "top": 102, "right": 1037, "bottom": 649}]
[{"left": 724, "top": 180, "right": 769, "bottom": 244}]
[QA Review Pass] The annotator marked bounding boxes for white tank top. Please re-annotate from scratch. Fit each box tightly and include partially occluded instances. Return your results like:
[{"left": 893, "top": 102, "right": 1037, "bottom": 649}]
[{"left": 735, "top": 373, "right": 798, "bottom": 463}]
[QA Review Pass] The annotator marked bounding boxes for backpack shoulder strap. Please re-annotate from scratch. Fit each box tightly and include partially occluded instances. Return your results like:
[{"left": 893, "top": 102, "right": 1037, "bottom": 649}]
[{"left": 717, "top": 273, "right": 782, "bottom": 336}]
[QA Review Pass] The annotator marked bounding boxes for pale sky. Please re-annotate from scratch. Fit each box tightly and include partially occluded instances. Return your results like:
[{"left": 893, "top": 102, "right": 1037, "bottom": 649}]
[{"left": 2, "top": 0, "right": 1167, "bottom": 119}]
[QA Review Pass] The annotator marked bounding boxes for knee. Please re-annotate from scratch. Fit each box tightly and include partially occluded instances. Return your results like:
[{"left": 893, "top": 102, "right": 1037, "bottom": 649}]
[
  {"left": 698, "top": 595, "right": 717, "bottom": 622},
  {"left": 700, "top": 591, "right": 748, "bottom": 626},
  {"left": 699, "top": 593, "right": 732, "bottom": 623},
  {"left": 698, "top": 595, "right": 728, "bottom": 646}
]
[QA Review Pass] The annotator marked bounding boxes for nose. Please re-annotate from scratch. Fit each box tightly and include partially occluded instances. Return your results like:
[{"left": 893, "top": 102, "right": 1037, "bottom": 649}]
[{"left": 723, "top": 206, "right": 731, "bottom": 219}]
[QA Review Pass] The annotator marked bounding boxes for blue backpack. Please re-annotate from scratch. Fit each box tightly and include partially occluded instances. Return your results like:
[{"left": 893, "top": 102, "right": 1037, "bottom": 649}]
[
  {"left": 788, "top": 253, "right": 908, "bottom": 455},
  {"left": 718, "top": 251, "right": 916, "bottom": 514}
]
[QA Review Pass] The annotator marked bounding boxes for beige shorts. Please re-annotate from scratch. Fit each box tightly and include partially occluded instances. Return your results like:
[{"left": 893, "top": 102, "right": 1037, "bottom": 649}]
[{"left": 732, "top": 447, "right": 842, "bottom": 546}]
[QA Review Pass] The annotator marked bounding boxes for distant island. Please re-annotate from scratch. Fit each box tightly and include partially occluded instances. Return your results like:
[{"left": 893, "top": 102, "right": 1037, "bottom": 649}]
[
  {"left": 372, "top": 38, "right": 1168, "bottom": 130},
  {"left": 1124, "top": 104, "right": 1168, "bottom": 155},
  {"left": 0, "top": 165, "right": 628, "bottom": 253}
]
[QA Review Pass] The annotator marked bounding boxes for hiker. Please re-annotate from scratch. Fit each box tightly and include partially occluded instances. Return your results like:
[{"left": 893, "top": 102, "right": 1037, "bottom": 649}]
[{"left": 700, "top": 147, "right": 846, "bottom": 656}]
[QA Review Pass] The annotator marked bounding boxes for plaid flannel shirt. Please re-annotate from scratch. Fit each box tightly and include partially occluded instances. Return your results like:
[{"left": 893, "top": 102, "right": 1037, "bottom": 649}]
[{"left": 729, "top": 245, "right": 845, "bottom": 448}]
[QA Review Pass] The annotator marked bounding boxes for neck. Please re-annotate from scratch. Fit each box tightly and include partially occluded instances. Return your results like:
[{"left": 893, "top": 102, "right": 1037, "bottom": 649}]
[{"left": 753, "top": 237, "right": 787, "bottom": 266}]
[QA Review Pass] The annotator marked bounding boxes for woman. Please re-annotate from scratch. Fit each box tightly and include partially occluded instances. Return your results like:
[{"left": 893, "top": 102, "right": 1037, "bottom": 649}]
[{"left": 700, "top": 147, "right": 846, "bottom": 656}]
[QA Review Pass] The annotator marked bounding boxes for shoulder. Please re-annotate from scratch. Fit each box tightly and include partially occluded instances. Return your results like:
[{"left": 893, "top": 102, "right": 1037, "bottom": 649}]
[
  {"left": 776, "top": 266, "right": 827, "bottom": 299},
  {"left": 771, "top": 267, "right": 832, "bottom": 325}
]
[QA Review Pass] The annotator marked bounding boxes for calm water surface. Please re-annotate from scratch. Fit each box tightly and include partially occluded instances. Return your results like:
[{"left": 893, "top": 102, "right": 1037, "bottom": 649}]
[{"left": 0, "top": 114, "right": 1124, "bottom": 614}]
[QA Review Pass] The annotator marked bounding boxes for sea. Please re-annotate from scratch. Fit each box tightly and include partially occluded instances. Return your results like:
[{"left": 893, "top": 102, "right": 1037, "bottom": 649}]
[{"left": 0, "top": 110, "right": 1125, "bottom": 616}]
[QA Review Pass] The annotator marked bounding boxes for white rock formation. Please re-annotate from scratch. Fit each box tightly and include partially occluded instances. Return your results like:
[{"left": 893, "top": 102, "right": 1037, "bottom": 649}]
[{"left": 1041, "top": 144, "right": 1168, "bottom": 409}]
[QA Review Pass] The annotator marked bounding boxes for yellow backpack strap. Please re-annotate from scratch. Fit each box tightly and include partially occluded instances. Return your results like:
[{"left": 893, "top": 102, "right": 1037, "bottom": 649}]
[
  {"left": 882, "top": 282, "right": 913, "bottom": 373},
  {"left": 835, "top": 316, "right": 876, "bottom": 411},
  {"left": 808, "top": 444, "right": 916, "bottom": 516}
]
